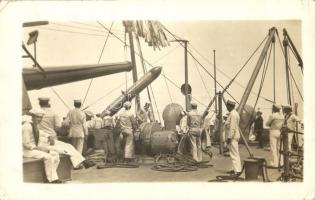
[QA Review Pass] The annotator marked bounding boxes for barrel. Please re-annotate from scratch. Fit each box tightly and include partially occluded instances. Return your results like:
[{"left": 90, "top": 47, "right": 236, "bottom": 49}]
[
  {"left": 138, "top": 122, "right": 163, "bottom": 154},
  {"left": 151, "top": 130, "right": 178, "bottom": 155}
]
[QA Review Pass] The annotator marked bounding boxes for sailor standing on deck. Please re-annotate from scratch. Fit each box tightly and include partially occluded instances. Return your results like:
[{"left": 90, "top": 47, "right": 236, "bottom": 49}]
[
  {"left": 265, "top": 104, "right": 284, "bottom": 168},
  {"left": 282, "top": 105, "right": 302, "bottom": 152},
  {"left": 102, "top": 110, "right": 116, "bottom": 162},
  {"left": 22, "top": 108, "right": 61, "bottom": 183},
  {"left": 187, "top": 102, "right": 203, "bottom": 162},
  {"left": 67, "top": 99, "right": 87, "bottom": 154},
  {"left": 38, "top": 97, "right": 94, "bottom": 169},
  {"left": 225, "top": 100, "right": 242, "bottom": 175},
  {"left": 117, "top": 101, "right": 138, "bottom": 163}
]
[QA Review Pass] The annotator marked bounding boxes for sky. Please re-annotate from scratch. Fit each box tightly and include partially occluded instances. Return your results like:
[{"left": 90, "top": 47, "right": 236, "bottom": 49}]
[{"left": 22, "top": 20, "right": 303, "bottom": 123}]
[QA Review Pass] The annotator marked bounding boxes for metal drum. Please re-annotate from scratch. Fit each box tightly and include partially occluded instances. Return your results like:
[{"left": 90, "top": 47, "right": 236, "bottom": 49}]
[
  {"left": 162, "top": 103, "right": 183, "bottom": 131},
  {"left": 139, "top": 122, "right": 163, "bottom": 154},
  {"left": 151, "top": 130, "right": 178, "bottom": 155}
]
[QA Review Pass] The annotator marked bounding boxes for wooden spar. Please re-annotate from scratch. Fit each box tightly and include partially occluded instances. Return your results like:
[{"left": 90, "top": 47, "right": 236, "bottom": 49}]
[
  {"left": 283, "top": 28, "right": 303, "bottom": 72},
  {"left": 214, "top": 50, "right": 217, "bottom": 114},
  {"left": 23, "top": 21, "right": 49, "bottom": 27},
  {"left": 135, "top": 35, "right": 156, "bottom": 121},
  {"left": 127, "top": 29, "right": 141, "bottom": 111},
  {"left": 236, "top": 27, "right": 277, "bottom": 157},
  {"left": 237, "top": 27, "right": 277, "bottom": 115},
  {"left": 283, "top": 36, "right": 292, "bottom": 105},
  {"left": 23, "top": 62, "right": 133, "bottom": 90},
  {"left": 218, "top": 91, "right": 223, "bottom": 154},
  {"left": 294, "top": 103, "right": 299, "bottom": 148}
]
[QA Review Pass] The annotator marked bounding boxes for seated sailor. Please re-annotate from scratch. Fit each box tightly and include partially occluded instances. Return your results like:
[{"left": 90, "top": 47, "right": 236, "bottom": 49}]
[{"left": 22, "top": 108, "right": 61, "bottom": 183}]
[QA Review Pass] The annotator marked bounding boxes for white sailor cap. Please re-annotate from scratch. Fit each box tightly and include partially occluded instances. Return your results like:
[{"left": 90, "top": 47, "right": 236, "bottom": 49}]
[
  {"left": 84, "top": 110, "right": 94, "bottom": 117},
  {"left": 282, "top": 104, "right": 292, "bottom": 110},
  {"left": 191, "top": 102, "right": 198, "bottom": 107},
  {"left": 38, "top": 97, "right": 50, "bottom": 102},
  {"left": 29, "top": 108, "right": 45, "bottom": 117},
  {"left": 273, "top": 104, "right": 281, "bottom": 109},
  {"left": 226, "top": 100, "right": 236, "bottom": 106},
  {"left": 123, "top": 101, "right": 132, "bottom": 108}
]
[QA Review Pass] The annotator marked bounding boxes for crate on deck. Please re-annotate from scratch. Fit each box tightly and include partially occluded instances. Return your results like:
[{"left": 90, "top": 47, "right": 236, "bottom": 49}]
[{"left": 23, "top": 154, "right": 72, "bottom": 183}]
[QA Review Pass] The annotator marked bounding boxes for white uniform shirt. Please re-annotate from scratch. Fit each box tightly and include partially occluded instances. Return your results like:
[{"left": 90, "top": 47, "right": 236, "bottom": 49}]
[
  {"left": 67, "top": 108, "right": 86, "bottom": 138},
  {"left": 285, "top": 113, "right": 300, "bottom": 131},
  {"left": 38, "top": 107, "right": 61, "bottom": 139},
  {"left": 225, "top": 109, "right": 240, "bottom": 139},
  {"left": 89, "top": 116, "right": 103, "bottom": 129},
  {"left": 118, "top": 109, "right": 136, "bottom": 130},
  {"left": 265, "top": 112, "right": 284, "bottom": 130},
  {"left": 22, "top": 122, "right": 36, "bottom": 150}
]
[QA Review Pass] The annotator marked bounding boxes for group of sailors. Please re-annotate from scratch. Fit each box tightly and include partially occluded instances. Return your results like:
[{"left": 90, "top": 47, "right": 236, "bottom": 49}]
[
  {"left": 176, "top": 100, "right": 302, "bottom": 175},
  {"left": 22, "top": 97, "right": 155, "bottom": 183},
  {"left": 22, "top": 98, "right": 95, "bottom": 183},
  {"left": 22, "top": 95, "right": 302, "bottom": 182}
]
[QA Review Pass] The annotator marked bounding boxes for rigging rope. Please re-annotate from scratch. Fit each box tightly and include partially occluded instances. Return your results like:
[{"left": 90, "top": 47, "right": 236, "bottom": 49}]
[
  {"left": 191, "top": 54, "right": 211, "bottom": 99},
  {"left": 71, "top": 22, "right": 126, "bottom": 34},
  {"left": 97, "top": 21, "right": 208, "bottom": 108},
  {"left": 276, "top": 31, "right": 303, "bottom": 102},
  {"left": 162, "top": 70, "right": 173, "bottom": 103},
  {"left": 50, "top": 87, "right": 71, "bottom": 110},
  {"left": 82, "top": 21, "right": 114, "bottom": 106},
  {"left": 51, "top": 22, "right": 124, "bottom": 35},
  {"left": 162, "top": 25, "right": 238, "bottom": 103},
  {"left": 273, "top": 42, "right": 276, "bottom": 103},
  {"left": 136, "top": 35, "right": 157, "bottom": 121},
  {"left": 289, "top": 51, "right": 295, "bottom": 104},
  {"left": 152, "top": 44, "right": 181, "bottom": 64},
  {"left": 188, "top": 42, "right": 273, "bottom": 103},
  {"left": 37, "top": 27, "right": 120, "bottom": 37},
  {"left": 162, "top": 24, "right": 275, "bottom": 105},
  {"left": 243, "top": 43, "right": 272, "bottom": 133}
]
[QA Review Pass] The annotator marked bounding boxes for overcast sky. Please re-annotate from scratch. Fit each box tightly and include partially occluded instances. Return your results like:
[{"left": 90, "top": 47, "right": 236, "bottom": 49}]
[{"left": 23, "top": 20, "right": 303, "bottom": 122}]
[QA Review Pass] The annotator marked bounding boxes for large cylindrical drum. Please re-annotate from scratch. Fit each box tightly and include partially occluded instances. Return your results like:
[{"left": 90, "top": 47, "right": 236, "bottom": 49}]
[
  {"left": 162, "top": 103, "right": 184, "bottom": 131},
  {"left": 138, "top": 122, "right": 163, "bottom": 154},
  {"left": 151, "top": 130, "right": 178, "bottom": 155},
  {"left": 238, "top": 104, "right": 256, "bottom": 144}
]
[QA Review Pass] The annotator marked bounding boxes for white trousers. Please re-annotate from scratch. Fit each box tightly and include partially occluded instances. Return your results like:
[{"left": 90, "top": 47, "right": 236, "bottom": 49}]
[
  {"left": 229, "top": 138, "right": 242, "bottom": 173},
  {"left": 188, "top": 130, "right": 202, "bottom": 162},
  {"left": 71, "top": 138, "right": 84, "bottom": 154},
  {"left": 45, "top": 140, "right": 85, "bottom": 168},
  {"left": 204, "top": 128, "right": 212, "bottom": 148},
  {"left": 23, "top": 149, "right": 59, "bottom": 182},
  {"left": 122, "top": 129, "right": 135, "bottom": 159},
  {"left": 269, "top": 130, "right": 283, "bottom": 167}
]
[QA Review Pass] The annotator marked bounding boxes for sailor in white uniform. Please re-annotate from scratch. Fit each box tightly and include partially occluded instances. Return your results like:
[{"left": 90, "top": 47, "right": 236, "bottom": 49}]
[
  {"left": 22, "top": 108, "right": 61, "bottom": 183},
  {"left": 225, "top": 100, "right": 242, "bottom": 175},
  {"left": 265, "top": 104, "right": 284, "bottom": 168}
]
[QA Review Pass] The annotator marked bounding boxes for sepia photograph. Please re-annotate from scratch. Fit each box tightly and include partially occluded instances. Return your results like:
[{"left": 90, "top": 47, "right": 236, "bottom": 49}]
[
  {"left": 21, "top": 20, "right": 303, "bottom": 183},
  {"left": 0, "top": 1, "right": 314, "bottom": 200}
]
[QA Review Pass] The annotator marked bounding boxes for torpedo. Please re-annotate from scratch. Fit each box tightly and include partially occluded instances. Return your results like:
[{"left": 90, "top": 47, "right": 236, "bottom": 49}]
[{"left": 101, "top": 66, "right": 162, "bottom": 117}]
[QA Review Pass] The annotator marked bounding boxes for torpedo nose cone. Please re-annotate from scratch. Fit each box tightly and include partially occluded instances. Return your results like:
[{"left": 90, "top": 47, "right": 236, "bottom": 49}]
[{"left": 150, "top": 66, "right": 162, "bottom": 76}]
